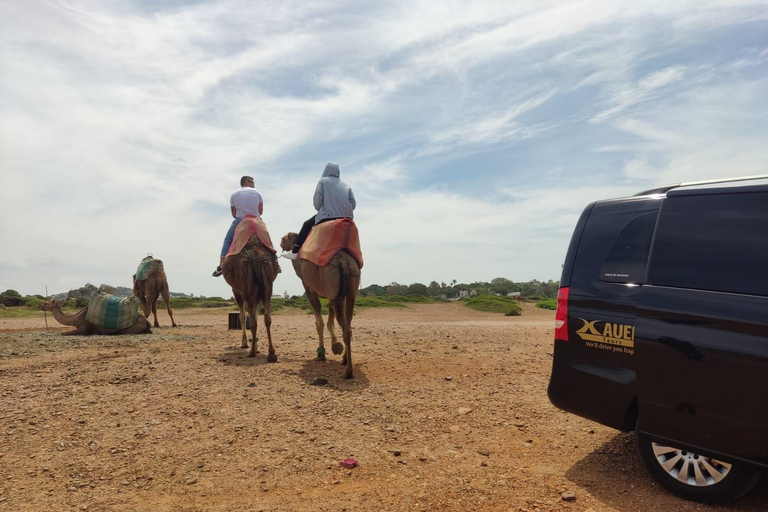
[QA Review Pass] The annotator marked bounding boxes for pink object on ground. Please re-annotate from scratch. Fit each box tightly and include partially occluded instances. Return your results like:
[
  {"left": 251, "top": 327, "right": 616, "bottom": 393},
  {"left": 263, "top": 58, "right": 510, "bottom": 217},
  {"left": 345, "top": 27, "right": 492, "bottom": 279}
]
[
  {"left": 225, "top": 215, "right": 277, "bottom": 257},
  {"left": 339, "top": 458, "right": 359, "bottom": 469}
]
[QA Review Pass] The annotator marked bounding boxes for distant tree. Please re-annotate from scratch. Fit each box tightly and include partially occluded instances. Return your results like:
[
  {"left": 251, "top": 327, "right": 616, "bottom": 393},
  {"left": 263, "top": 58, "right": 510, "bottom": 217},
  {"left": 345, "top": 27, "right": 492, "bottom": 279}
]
[
  {"left": 360, "top": 284, "right": 387, "bottom": 296},
  {"left": 386, "top": 282, "right": 407, "bottom": 296},
  {"left": 98, "top": 284, "right": 116, "bottom": 295},
  {"left": 427, "top": 281, "right": 442, "bottom": 297},
  {"left": 406, "top": 283, "right": 428, "bottom": 296},
  {"left": 67, "top": 283, "right": 97, "bottom": 300},
  {"left": 490, "top": 277, "right": 514, "bottom": 295},
  {"left": 0, "top": 289, "right": 24, "bottom": 307}
]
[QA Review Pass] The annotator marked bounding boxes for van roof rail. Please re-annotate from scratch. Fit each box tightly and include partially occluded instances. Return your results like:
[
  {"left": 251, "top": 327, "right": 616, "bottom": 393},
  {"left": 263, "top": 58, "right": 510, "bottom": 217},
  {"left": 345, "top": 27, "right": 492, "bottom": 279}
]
[{"left": 634, "top": 174, "right": 768, "bottom": 197}]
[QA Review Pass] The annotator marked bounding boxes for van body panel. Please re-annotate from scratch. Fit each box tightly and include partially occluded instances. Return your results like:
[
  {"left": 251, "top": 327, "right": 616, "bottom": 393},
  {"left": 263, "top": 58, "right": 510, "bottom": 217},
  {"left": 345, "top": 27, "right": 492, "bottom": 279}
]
[{"left": 635, "top": 286, "right": 768, "bottom": 468}]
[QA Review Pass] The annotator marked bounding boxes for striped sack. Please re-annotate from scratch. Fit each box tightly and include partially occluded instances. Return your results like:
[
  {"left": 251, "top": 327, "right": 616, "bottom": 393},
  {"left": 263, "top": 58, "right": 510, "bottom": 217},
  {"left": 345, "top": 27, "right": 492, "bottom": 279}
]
[
  {"left": 85, "top": 291, "right": 140, "bottom": 330},
  {"left": 299, "top": 218, "right": 364, "bottom": 268},
  {"left": 136, "top": 257, "right": 165, "bottom": 281},
  {"left": 225, "top": 215, "right": 277, "bottom": 256}
]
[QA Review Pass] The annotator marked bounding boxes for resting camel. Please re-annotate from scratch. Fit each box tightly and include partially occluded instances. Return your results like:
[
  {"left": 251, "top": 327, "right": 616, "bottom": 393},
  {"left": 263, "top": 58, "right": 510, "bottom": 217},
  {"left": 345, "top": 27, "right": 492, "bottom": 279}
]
[
  {"left": 280, "top": 232, "right": 361, "bottom": 379},
  {"left": 133, "top": 268, "right": 178, "bottom": 328},
  {"left": 222, "top": 235, "right": 278, "bottom": 360},
  {"left": 40, "top": 298, "right": 152, "bottom": 335}
]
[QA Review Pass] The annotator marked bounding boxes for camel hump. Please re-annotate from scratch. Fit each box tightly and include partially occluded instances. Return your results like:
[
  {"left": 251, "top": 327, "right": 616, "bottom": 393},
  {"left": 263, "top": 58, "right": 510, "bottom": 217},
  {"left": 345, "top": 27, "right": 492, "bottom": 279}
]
[
  {"left": 136, "top": 257, "right": 165, "bottom": 280},
  {"left": 84, "top": 291, "right": 140, "bottom": 330},
  {"left": 300, "top": 218, "right": 363, "bottom": 268}
]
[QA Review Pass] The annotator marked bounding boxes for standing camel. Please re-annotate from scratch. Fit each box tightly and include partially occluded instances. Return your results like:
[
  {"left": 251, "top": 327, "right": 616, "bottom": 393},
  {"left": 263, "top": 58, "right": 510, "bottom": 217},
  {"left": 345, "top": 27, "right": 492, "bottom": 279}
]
[
  {"left": 40, "top": 298, "right": 152, "bottom": 335},
  {"left": 223, "top": 235, "right": 278, "bottom": 360},
  {"left": 133, "top": 256, "right": 177, "bottom": 328},
  {"left": 280, "top": 232, "right": 361, "bottom": 379}
]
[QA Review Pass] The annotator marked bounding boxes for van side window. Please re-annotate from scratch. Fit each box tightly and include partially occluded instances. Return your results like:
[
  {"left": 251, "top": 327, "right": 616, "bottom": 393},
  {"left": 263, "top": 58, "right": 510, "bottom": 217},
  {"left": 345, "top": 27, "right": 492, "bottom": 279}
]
[
  {"left": 649, "top": 193, "right": 768, "bottom": 297},
  {"left": 600, "top": 211, "right": 658, "bottom": 284}
]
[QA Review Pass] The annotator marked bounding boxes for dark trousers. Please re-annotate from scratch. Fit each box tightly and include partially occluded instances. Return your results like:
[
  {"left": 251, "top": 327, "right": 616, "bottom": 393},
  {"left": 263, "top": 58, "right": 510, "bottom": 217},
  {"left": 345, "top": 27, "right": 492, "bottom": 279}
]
[{"left": 293, "top": 216, "right": 341, "bottom": 253}]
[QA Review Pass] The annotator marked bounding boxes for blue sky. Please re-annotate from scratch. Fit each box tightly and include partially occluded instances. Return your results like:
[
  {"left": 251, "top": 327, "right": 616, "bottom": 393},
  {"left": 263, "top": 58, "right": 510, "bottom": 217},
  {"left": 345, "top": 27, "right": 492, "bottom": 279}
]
[{"left": 1, "top": 0, "right": 767, "bottom": 298}]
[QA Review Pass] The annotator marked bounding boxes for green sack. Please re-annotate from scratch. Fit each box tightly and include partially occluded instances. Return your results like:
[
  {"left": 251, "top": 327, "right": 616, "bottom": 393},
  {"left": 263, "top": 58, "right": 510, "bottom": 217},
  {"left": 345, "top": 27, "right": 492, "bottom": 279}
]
[
  {"left": 136, "top": 256, "right": 165, "bottom": 281},
  {"left": 85, "top": 291, "right": 140, "bottom": 330}
]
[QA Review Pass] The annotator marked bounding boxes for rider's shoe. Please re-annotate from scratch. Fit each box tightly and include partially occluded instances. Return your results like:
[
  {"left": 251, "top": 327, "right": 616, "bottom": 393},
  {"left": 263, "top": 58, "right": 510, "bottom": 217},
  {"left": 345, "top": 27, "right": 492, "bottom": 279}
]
[
  {"left": 281, "top": 251, "right": 298, "bottom": 261},
  {"left": 212, "top": 266, "right": 223, "bottom": 277}
]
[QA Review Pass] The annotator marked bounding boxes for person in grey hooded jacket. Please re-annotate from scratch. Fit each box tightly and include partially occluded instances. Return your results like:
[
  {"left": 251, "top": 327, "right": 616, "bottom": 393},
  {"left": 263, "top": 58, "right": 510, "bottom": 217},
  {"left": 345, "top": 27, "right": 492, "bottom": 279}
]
[{"left": 283, "top": 163, "right": 356, "bottom": 259}]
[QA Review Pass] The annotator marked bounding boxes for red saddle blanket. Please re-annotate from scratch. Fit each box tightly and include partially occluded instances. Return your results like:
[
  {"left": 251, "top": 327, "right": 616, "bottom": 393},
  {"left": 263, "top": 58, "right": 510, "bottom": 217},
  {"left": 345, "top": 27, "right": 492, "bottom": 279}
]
[
  {"left": 299, "top": 218, "right": 364, "bottom": 268},
  {"left": 226, "top": 215, "right": 277, "bottom": 257}
]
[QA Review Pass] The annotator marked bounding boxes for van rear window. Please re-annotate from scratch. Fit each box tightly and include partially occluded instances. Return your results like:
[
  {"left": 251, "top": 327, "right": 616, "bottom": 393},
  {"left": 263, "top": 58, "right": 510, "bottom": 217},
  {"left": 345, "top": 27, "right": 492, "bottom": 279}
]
[
  {"left": 649, "top": 193, "right": 768, "bottom": 297},
  {"left": 600, "top": 211, "right": 657, "bottom": 284}
]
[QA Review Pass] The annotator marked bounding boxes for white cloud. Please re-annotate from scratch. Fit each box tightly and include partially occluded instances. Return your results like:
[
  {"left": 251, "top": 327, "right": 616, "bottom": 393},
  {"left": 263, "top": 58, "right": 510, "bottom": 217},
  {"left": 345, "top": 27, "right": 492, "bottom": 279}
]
[{"left": 1, "top": 0, "right": 767, "bottom": 298}]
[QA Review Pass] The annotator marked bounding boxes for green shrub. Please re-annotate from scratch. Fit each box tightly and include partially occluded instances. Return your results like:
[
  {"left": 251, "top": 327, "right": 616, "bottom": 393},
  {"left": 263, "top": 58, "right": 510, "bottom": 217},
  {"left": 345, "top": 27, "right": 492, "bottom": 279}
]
[
  {"left": 463, "top": 295, "right": 523, "bottom": 316},
  {"left": 355, "top": 297, "right": 407, "bottom": 308},
  {"left": 536, "top": 299, "right": 557, "bottom": 310}
]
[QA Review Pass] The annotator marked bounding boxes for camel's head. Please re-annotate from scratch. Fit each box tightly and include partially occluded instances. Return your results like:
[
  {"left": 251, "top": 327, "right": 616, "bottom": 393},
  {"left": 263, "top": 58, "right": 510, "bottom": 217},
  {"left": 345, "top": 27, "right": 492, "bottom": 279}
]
[
  {"left": 280, "top": 232, "right": 298, "bottom": 252},
  {"left": 40, "top": 298, "right": 62, "bottom": 311}
]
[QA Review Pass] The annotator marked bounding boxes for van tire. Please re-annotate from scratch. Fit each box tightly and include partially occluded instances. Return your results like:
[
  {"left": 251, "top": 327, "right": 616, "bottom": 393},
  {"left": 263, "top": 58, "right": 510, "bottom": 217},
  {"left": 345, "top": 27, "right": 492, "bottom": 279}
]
[{"left": 636, "top": 429, "right": 761, "bottom": 503}]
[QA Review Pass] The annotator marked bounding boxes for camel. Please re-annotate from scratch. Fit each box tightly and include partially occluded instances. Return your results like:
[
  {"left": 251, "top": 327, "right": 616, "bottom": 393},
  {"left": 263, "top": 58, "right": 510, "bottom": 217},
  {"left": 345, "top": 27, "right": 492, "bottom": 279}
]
[
  {"left": 132, "top": 268, "right": 178, "bottom": 328},
  {"left": 222, "top": 235, "right": 279, "bottom": 360},
  {"left": 280, "top": 232, "right": 361, "bottom": 379},
  {"left": 40, "top": 298, "right": 152, "bottom": 335}
]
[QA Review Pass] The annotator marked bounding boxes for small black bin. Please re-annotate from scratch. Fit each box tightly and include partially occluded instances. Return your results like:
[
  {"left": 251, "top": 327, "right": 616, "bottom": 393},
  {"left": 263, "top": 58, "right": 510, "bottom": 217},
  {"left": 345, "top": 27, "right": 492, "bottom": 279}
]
[{"left": 228, "top": 312, "right": 251, "bottom": 330}]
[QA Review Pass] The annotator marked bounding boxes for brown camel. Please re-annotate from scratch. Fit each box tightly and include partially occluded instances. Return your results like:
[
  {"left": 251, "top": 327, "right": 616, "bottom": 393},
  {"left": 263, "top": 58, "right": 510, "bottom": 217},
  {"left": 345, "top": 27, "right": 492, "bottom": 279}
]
[
  {"left": 280, "top": 232, "right": 361, "bottom": 379},
  {"left": 133, "top": 269, "right": 178, "bottom": 328},
  {"left": 222, "top": 235, "right": 279, "bottom": 360},
  {"left": 40, "top": 298, "right": 152, "bottom": 335}
]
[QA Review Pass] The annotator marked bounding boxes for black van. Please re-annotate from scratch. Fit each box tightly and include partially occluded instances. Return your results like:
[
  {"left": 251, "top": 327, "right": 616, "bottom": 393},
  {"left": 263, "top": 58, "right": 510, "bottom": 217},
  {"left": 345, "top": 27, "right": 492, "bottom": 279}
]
[{"left": 547, "top": 175, "right": 768, "bottom": 503}]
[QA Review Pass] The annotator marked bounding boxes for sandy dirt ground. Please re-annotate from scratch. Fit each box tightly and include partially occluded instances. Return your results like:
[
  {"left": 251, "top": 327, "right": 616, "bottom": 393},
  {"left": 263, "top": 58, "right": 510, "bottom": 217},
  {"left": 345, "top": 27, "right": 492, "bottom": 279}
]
[{"left": 1, "top": 303, "right": 766, "bottom": 512}]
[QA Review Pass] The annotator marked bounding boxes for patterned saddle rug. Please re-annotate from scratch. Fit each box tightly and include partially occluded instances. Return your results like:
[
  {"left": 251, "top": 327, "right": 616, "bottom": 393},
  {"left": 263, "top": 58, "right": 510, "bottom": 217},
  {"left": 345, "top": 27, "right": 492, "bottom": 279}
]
[
  {"left": 299, "top": 218, "right": 364, "bottom": 268},
  {"left": 135, "top": 256, "right": 165, "bottom": 281},
  {"left": 226, "top": 215, "right": 277, "bottom": 257},
  {"left": 85, "top": 291, "right": 140, "bottom": 330}
]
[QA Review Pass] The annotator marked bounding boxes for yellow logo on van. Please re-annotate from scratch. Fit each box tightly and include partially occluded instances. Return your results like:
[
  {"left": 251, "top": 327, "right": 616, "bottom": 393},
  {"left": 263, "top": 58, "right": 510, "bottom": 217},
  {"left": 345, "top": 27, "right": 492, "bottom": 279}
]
[{"left": 576, "top": 318, "right": 635, "bottom": 348}]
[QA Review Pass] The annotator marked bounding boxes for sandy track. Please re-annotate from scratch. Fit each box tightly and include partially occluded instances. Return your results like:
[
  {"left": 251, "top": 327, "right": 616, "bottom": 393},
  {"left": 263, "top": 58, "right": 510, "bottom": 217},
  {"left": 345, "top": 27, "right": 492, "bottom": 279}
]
[{"left": 1, "top": 304, "right": 766, "bottom": 511}]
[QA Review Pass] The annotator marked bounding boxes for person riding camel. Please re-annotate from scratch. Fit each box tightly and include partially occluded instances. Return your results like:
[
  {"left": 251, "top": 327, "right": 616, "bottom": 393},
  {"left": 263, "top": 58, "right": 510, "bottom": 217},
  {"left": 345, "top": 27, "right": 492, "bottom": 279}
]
[
  {"left": 282, "top": 163, "right": 356, "bottom": 260},
  {"left": 213, "top": 175, "right": 265, "bottom": 277}
]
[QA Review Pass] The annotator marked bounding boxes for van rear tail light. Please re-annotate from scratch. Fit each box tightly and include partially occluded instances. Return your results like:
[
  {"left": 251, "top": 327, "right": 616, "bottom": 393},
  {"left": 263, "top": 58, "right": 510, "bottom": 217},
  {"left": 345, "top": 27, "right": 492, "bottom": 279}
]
[{"left": 554, "top": 287, "right": 569, "bottom": 341}]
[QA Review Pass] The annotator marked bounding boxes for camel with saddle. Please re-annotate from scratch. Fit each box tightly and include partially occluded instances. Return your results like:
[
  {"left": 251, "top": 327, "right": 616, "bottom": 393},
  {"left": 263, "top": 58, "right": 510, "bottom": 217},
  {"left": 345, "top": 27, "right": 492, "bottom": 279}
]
[
  {"left": 221, "top": 215, "right": 281, "bottom": 359},
  {"left": 40, "top": 293, "right": 152, "bottom": 335},
  {"left": 281, "top": 218, "right": 363, "bottom": 379},
  {"left": 133, "top": 254, "right": 178, "bottom": 327}
]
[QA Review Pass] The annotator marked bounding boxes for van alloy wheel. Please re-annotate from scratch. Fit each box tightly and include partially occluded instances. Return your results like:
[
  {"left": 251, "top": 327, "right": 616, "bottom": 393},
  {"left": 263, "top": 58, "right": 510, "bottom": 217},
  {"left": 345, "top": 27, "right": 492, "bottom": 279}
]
[
  {"left": 636, "top": 429, "right": 761, "bottom": 504},
  {"left": 651, "top": 442, "right": 731, "bottom": 486}
]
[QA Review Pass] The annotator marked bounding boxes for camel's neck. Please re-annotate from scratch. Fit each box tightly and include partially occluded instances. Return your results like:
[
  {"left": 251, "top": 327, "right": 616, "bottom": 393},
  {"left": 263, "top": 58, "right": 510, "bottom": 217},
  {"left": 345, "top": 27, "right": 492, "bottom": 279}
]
[{"left": 48, "top": 306, "right": 84, "bottom": 326}]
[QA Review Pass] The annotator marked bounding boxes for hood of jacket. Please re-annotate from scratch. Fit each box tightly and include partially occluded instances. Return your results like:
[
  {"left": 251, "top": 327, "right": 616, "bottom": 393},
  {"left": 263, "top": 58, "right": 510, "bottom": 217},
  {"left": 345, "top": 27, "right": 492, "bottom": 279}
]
[{"left": 321, "top": 163, "right": 340, "bottom": 178}]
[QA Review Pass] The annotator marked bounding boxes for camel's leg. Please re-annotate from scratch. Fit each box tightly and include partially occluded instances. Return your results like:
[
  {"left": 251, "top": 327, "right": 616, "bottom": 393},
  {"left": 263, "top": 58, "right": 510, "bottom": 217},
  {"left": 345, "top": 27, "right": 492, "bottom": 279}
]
[
  {"left": 233, "top": 293, "right": 248, "bottom": 349},
  {"left": 261, "top": 271, "right": 277, "bottom": 363},
  {"left": 328, "top": 305, "right": 343, "bottom": 356},
  {"left": 263, "top": 300, "right": 276, "bottom": 363},
  {"left": 159, "top": 279, "right": 177, "bottom": 327},
  {"left": 62, "top": 323, "right": 91, "bottom": 336},
  {"left": 333, "top": 298, "right": 353, "bottom": 379},
  {"left": 327, "top": 306, "right": 339, "bottom": 344},
  {"left": 306, "top": 291, "right": 326, "bottom": 361},
  {"left": 246, "top": 301, "right": 260, "bottom": 358},
  {"left": 147, "top": 282, "right": 160, "bottom": 327}
]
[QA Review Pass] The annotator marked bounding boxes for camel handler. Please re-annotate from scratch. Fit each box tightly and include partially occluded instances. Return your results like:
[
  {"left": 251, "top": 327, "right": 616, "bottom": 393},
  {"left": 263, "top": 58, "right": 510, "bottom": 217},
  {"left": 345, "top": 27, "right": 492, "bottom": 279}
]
[
  {"left": 282, "top": 162, "right": 356, "bottom": 260},
  {"left": 213, "top": 175, "right": 273, "bottom": 277}
]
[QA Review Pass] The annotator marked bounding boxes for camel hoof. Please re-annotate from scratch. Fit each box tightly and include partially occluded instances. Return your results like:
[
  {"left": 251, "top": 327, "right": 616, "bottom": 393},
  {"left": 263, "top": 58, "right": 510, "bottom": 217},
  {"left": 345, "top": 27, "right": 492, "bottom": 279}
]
[
  {"left": 331, "top": 342, "right": 344, "bottom": 355},
  {"left": 316, "top": 355, "right": 327, "bottom": 362},
  {"left": 267, "top": 353, "right": 278, "bottom": 363},
  {"left": 343, "top": 371, "right": 354, "bottom": 379}
]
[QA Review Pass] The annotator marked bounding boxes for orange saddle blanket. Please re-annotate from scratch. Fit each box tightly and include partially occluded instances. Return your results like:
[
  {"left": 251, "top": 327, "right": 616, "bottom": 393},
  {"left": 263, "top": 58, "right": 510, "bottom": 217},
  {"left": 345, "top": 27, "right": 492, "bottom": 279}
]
[
  {"left": 226, "top": 215, "right": 277, "bottom": 257},
  {"left": 299, "top": 218, "right": 364, "bottom": 268}
]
